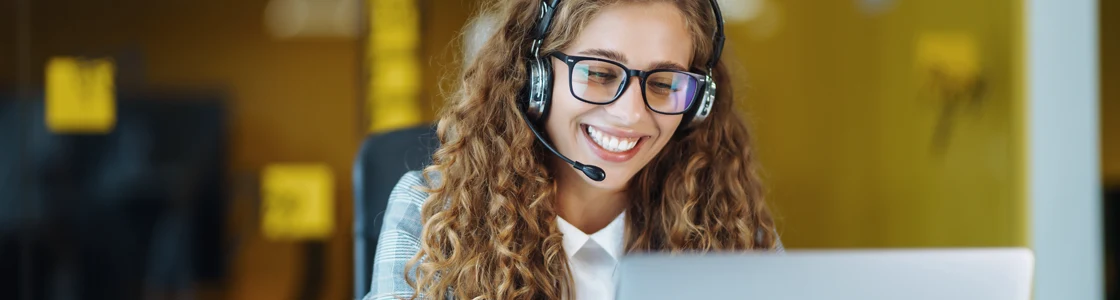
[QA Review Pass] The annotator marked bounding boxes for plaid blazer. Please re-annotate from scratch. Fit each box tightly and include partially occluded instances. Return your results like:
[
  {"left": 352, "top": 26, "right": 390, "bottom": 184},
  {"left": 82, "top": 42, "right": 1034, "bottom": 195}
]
[{"left": 363, "top": 171, "right": 784, "bottom": 300}]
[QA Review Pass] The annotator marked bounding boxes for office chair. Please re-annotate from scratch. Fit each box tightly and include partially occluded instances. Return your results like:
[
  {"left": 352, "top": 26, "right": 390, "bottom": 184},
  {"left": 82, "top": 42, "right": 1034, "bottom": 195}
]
[{"left": 352, "top": 124, "right": 439, "bottom": 299}]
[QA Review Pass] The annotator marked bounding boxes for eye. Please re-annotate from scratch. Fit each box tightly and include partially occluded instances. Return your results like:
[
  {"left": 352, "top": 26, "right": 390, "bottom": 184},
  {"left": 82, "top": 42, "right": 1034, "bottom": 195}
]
[
  {"left": 588, "top": 69, "right": 619, "bottom": 83},
  {"left": 648, "top": 80, "right": 676, "bottom": 95}
]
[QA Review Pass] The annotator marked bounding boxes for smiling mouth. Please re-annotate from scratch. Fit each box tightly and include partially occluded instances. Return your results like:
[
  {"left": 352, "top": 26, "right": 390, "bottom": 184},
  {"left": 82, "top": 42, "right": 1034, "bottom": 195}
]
[{"left": 582, "top": 124, "right": 645, "bottom": 153}]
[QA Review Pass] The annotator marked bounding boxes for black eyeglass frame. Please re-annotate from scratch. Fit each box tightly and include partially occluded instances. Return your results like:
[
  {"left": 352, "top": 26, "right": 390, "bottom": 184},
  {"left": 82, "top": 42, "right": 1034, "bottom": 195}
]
[{"left": 549, "top": 51, "right": 707, "bottom": 115}]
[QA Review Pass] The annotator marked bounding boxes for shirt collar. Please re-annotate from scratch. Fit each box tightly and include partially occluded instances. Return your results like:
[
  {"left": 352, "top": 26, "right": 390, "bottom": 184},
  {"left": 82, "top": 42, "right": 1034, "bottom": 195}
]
[{"left": 556, "top": 211, "right": 627, "bottom": 260}]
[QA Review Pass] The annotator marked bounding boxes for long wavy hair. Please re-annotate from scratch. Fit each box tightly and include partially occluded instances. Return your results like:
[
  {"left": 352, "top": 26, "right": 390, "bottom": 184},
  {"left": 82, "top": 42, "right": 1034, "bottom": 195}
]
[{"left": 405, "top": 0, "right": 777, "bottom": 298}]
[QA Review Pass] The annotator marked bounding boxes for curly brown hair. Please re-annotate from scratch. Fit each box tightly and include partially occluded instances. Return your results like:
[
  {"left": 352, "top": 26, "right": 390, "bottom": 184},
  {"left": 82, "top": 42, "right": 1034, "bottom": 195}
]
[{"left": 405, "top": 0, "right": 777, "bottom": 298}]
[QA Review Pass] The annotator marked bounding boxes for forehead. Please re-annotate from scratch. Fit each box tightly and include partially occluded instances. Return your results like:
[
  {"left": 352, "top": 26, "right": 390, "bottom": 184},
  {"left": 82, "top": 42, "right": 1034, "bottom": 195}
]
[{"left": 564, "top": 2, "right": 694, "bottom": 68}]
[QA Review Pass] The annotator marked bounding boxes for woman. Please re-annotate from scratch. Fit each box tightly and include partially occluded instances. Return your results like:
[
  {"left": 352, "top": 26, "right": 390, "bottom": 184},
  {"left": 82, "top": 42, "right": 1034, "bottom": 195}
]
[{"left": 366, "top": 0, "right": 781, "bottom": 299}]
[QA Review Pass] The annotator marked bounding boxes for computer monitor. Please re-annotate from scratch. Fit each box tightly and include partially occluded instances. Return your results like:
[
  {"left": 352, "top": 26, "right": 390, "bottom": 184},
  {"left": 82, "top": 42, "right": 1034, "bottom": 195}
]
[{"left": 618, "top": 248, "right": 1034, "bottom": 300}]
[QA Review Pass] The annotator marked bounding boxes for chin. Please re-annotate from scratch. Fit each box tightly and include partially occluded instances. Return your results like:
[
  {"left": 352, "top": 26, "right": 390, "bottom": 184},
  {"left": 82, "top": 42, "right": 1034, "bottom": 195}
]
[{"left": 581, "top": 167, "right": 637, "bottom": 191}]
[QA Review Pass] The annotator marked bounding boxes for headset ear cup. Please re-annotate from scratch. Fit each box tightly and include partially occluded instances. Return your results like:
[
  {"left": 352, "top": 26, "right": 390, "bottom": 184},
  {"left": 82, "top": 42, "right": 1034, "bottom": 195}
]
[
  {"left": 681, "top": 76, "right": 716, "bottom": 130},
  {"left": 539, "top": 57, "right": 553, "bottom": 123},
  {"left": 525, "top": 55, "right": 554, "bottom": 123}
]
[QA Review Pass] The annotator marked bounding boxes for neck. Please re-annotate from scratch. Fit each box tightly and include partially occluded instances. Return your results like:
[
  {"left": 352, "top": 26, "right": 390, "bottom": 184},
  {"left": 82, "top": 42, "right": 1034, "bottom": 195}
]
[{"left": 553, "top": 158, "right": 628, "bottom": 234}]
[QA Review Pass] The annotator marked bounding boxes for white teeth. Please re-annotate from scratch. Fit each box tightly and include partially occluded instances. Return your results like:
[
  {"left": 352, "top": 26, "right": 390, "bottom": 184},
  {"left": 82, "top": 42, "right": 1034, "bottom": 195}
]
[{"left": 586, "top": 126, "right": 640, "bottom": 153}]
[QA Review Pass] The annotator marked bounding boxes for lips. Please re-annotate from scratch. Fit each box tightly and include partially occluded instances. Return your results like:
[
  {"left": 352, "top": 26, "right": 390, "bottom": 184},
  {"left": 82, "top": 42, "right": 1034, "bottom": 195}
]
[{"left": 581, "top": 124, "right": 647, "bottom": 163}]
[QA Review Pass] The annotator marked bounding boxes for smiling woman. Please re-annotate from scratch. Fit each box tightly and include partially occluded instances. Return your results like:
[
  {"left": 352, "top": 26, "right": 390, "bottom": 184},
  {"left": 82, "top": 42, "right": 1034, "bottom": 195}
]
[{"left": 364, "top": 0, "right": 781, "bottom": 299}]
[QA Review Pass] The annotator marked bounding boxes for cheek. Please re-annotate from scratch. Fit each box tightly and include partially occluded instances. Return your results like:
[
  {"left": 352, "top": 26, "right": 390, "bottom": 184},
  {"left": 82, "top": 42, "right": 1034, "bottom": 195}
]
[
  {"left": 656, "top": 115, "right": 684, "bottom": 138},
  {"left": 549, "top": 61, "right": 571, "bottom": 103},
  {"left": 647, "top": 115, "right": 683, "bottom": 152},
  {"left": 543, "top": 70, "right": 591, "bottom": 137},
  {"left": 546, "top": 66, "right": 577, "bottom": 118}
]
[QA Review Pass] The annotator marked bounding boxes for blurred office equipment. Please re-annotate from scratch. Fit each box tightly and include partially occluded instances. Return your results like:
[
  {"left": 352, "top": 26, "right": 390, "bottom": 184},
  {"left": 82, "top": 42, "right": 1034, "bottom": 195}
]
[
  {"left": 352, "top": 124, "right": 438, "bottom": 299},
  {"left": 0, "top": 91, "right": 229, "bottom": 300},
  {"left": 264, "top": 0, "right": 361, "bottom": 39}
]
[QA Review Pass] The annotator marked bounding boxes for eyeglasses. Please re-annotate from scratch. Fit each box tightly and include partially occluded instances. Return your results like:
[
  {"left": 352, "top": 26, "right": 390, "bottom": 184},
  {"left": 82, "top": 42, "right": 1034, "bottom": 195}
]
[{"left": 550, "top": 51, "right": 705, "bottom": 115}]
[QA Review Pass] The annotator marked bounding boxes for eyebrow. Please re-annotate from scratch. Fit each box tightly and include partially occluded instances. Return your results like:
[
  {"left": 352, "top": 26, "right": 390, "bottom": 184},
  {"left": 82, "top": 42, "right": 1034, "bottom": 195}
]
[
  {"left": 576, "top": 48, "right": 689, "bottom": 72},
  {"left": 648, "top": 61, "right": 688, "bottom": 72}
]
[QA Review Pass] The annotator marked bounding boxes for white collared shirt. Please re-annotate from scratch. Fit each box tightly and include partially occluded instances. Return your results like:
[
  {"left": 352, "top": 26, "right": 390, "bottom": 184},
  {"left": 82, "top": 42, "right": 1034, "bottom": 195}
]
[{"left": 556, "top": 212, "right": 626, "bottom": 300}]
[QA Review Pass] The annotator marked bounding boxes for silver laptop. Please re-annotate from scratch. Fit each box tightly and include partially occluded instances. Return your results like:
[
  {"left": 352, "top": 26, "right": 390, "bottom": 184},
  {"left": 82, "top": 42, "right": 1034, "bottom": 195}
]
[{"left": 617, "top": 248, "right": 1034, "bottom": 300}]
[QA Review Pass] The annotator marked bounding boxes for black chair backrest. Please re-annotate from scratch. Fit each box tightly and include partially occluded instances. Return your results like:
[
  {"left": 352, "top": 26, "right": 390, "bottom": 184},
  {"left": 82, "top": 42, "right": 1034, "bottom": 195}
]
[{"left": 352, "top": 124, "right": 439, "bottom": 299}]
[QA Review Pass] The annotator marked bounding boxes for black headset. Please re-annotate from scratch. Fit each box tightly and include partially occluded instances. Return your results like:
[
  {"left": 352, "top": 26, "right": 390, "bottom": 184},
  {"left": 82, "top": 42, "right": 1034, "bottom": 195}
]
[
  {"left": 521, "top": 0, "right": 726, "bottom": 128},
  {"left": 516, "top": 0, "right": 726, "bottom": 182}
]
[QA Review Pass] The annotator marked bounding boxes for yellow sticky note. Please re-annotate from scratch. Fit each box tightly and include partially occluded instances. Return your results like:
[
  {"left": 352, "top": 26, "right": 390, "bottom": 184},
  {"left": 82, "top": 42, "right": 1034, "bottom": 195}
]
[
  {"left": 369, "top": 0, "right": 420, "bottom": 51},
  {"left": 916, "top": 32, "right": 980, "bottom": 86},
  {"left": 261, "top": 163, "right": 335, "bottom": 240},
  {"left": 366, "top": 0, "right": 423, "bottom": 134},
  {"left": 367, "top": 52, "right": 423, "bottom": 133},
  {"left": 45, "top": 57, "right": 116, "bottom": 134}
]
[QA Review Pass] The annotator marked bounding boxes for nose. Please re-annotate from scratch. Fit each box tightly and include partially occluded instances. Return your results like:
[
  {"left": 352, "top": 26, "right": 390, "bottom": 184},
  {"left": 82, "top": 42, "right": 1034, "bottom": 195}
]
[{"left": 604, "top": 79, "right": 646, "bottom": 125}]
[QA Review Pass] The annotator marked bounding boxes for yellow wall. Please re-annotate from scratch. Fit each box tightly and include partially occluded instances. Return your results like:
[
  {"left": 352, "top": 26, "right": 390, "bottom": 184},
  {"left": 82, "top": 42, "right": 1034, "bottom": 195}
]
[
  {"left": 18, "top": 0, "right": 359, "bottom": 298},
  {"left": 730, "top": 0, "right": 1025, "bottom": 247},
  {"left": 132, "top": 2, "right": 361, "bottom": 298},
  {"left": 419, "top": 1, "right": 477, "bottom": 122},
  {"left": 1103, "top": 0, "right": 1119, "bottom": 186}
]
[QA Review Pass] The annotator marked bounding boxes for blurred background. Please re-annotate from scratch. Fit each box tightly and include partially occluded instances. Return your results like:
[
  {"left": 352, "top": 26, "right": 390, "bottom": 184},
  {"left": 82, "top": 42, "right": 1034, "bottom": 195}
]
[{"left": 0, "top": 0, "right": 1111, "bottom": 299}]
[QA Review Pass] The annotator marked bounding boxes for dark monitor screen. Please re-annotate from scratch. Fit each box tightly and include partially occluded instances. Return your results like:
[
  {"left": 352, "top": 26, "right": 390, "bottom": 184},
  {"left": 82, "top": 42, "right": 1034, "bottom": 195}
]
[{"left": 0, "top": 91, "right": 228, "bottom": 300}]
